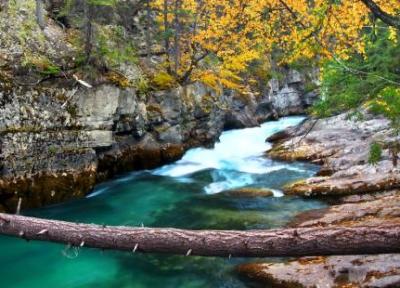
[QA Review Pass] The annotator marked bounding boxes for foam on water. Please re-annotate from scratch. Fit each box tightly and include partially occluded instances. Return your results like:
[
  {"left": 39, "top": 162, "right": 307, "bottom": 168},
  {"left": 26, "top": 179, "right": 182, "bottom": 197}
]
[{"left": 153, "top": 116, "right": 306, "bottom": 194}]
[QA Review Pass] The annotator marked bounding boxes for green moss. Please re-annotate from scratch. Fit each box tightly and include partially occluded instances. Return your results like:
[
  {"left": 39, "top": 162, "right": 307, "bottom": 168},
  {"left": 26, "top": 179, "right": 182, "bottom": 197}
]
[
  {"left": 22, "top": 53, "right": 61, "bottom": 76},
  {"left": 105, "top": 71, "right": 132, "bottom": 88},
  {"left": 1, "top": 125, "right": 42, "bottom": 134},
  {"left": 66, "top": 104, "right": 78, "bottom": 118},
  {"left": 94, "top": 24, "right": 139, "bottom": 68},
  {"left": 48, "top": 145, "right": 58, "bottom": 155},
  {"left": 151, "top": 71, "right": 177, "bottom": 90},
  {"left": 135, "top": 76, "right": 150, "bottom": 97}
]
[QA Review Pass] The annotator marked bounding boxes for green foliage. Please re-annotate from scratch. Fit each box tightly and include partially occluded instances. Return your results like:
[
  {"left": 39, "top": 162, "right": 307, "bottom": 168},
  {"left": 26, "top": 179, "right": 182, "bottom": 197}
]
[
  {"left": 22, "top": 53, "right": 61, "bottom": 76},
  {"left": 91, "top": 25, "right": 139, "bottom": 68},
  {"left": 58, "top": 0, "right": 75, "bottom": 17},
  {"left": 311, "top": 27, "right": 400, "bottom": 121},
  {"left": 40, "top": 64, "right": 61, "bottom": 76},
  {"left": 368, "top": 142, "right": 383, "bottom": 165},
  {"left": 48, "top": 146, "right": 58, "bottom": 156},
  {"left": 88, "top": 0, "right": 117, "bottom": 6},
  {"left": 369, "top": 86, "right": 400, "bottom": 130}
]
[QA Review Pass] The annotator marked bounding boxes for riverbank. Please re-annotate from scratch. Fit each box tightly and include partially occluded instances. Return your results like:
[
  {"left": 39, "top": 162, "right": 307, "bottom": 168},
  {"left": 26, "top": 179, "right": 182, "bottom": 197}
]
[{"left": 238, "top": 111, "right": 400, "bottom": 287}]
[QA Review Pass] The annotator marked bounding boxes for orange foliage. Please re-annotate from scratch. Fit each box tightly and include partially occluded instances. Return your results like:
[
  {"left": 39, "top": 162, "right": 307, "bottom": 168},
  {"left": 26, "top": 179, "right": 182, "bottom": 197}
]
[{"left": 152, "top": 0, "right": 400, "bottom": 90}]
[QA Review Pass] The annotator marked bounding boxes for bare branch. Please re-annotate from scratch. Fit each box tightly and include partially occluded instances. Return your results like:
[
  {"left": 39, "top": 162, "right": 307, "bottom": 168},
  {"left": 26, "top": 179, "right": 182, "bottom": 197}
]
[{"left": 360, "top": 0, "right": 400, "bottom": 30}]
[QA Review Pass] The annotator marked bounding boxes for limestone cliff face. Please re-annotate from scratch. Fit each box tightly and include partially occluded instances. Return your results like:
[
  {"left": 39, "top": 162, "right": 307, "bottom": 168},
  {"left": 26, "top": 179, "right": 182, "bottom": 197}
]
[
  {"left": 0, "top": 71, "right": 317, "bottom": 212},
  {"left": 268, "top": 67, "right": 319, "bottom": 116}
]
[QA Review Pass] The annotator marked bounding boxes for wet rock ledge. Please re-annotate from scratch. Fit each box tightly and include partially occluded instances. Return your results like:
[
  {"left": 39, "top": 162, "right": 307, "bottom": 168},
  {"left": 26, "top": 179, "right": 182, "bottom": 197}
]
[
  {"left": 238, "top": 190, "right": 400, "bottom": 288},
  {"left": 267, "top": 112, "right": 400, "bottom": 197},
  {"left": 237, "top": 111, "right": 400, "bottom": 288}
]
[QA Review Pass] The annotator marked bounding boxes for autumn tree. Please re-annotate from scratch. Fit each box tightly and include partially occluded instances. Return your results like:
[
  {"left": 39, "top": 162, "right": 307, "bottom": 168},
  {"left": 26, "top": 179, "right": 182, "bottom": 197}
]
[
  {"left": 149, "top": 0, "right": 399, "bottom": 92},
  {"left": 263, "top": 0, "right": 399, "bottom": 62},
  {"left": 152, "top": 0, "right": 268, "bottom": 91}
]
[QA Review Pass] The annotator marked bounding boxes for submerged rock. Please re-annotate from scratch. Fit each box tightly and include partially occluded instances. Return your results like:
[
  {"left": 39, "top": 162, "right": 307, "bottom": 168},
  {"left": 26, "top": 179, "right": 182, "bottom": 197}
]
[{"left": 222, "top": 187, "right": 274, "bottom": 198}]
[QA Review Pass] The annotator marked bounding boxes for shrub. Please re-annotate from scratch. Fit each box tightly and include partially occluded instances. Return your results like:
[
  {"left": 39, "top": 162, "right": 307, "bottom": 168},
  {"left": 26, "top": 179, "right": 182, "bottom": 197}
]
[
  {"left": 151, "top": 71, "right": 177, "bottom": 90},
  {"left": 368, "top": 142, "right": 383, "bottom": 165}
]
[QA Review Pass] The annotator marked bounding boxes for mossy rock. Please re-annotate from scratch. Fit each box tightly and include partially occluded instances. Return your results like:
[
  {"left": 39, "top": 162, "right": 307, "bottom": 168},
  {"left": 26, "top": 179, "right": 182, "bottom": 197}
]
[
  {"left": 0, "top": 170, "right": 96, "bottom": 212},
  {"left": 105, "top": 71, "right": 132, "bottom": 88},
  {"left": 267, "top": 145, "right": 312, "bottom": 162}
]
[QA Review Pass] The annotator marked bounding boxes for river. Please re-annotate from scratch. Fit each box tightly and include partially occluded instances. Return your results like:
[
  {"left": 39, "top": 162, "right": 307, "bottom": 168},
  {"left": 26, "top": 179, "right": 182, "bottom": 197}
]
[{"left": 0, "top": 116, "right": 325, "bottom": 288}]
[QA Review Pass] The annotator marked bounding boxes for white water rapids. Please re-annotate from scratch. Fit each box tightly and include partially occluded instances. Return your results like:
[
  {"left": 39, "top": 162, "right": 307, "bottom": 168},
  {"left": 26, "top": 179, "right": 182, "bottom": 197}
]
[{"left": 154, "top": 116, "right": 308, "bottom": 194}]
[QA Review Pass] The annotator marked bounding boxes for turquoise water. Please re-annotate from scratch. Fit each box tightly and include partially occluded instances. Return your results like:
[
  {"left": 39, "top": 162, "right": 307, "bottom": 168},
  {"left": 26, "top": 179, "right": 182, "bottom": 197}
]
[{"left": 0, "top": 117, "right": 325, "bottom": 288}]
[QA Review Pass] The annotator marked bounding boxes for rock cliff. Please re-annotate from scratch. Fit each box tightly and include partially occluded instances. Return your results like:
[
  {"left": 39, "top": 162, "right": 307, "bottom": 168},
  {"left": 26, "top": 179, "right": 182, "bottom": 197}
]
[{"left": 0, "top": 69, "right": 316, "bottom": 212}]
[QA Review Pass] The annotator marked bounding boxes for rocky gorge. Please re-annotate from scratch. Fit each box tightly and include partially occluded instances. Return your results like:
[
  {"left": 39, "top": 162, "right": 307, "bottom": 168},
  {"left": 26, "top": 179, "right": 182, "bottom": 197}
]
[
  {"left": 1, "top": 1, "right": 400, "bottom": 288},
  {"left": 0, "top": 69, "right": 319, "bottom": 212},
  {"left": 0, "top": 2, "right": 319, "bottom": 212}
]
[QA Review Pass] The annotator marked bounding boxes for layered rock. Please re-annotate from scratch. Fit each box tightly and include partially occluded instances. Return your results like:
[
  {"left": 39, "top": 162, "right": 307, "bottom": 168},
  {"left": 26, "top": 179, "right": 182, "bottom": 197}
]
[
  {"left": 267, "top": 112, "right": 400, "bottom": 197},
  {"left": 238, "top": 254, "right": 400, "bottom": 288},
  {"left": 268, "top": 68, "right": 319, "bottom": 116},
  {"left": 1, "top": 64, "right": 318, "bottom": 212},
  {"left": 238, "top": 191, "right": 400, "bottom": 288}
]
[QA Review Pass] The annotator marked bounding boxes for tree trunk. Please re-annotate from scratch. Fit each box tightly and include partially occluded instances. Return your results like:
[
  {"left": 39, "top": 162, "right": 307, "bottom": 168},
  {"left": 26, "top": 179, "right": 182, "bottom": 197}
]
[
  {"left": 163, "top": 0, "right": 172, "bottom": 73},
  {"left": 0, "top": 213, "right": 399, "bottom": 257},
  {"left": 35, "top": 0, "right": 45, "bottom": 29},
  {"left": 145, "top": 0, "right": 152, "bottom": 61},
  {"left": 84, "top": 1, "right": 93, "bottom": 63},
  {"left": 173, "top": 0, "right": 181, "bottom": 73}
]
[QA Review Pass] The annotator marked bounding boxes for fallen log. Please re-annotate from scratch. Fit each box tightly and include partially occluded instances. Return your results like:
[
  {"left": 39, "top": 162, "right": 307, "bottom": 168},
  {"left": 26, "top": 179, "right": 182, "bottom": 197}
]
[{"left": 0, "top": 213, "right": 399, "bottom": 257}]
